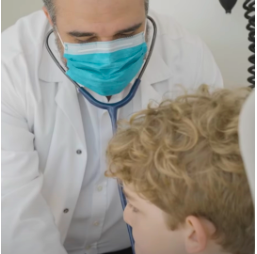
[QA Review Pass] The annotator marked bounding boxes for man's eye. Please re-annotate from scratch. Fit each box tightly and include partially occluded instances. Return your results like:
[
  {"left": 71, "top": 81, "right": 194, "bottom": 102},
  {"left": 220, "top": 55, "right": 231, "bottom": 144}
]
[
  {"left": 116, "top": 33, "right": 135, "bottom": 39},
  {"left": 75, "top": 37, "right": 96, "bottom": 43}
]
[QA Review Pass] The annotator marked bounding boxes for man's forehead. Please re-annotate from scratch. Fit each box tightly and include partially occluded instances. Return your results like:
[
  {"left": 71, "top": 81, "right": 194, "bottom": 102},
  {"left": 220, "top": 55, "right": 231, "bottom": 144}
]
[
  {"left": 55, "top": 0, "right": 145, "bottom": 21},
  {"left": 67, "top": 22, "right": 144, "bottom": 38},
  {"left": 55, "top": 0, "right": 145, "bottom": 35}
]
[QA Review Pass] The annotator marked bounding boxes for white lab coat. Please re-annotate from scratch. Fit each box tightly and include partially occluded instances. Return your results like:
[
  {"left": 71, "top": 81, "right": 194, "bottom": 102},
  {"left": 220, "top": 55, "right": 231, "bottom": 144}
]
[{"left": 2, "top": 10, "right": 223, "bottom": 254}]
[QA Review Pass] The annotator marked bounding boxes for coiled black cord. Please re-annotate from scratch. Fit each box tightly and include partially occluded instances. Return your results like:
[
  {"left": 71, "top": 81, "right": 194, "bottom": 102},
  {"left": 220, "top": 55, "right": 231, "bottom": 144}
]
[{"left": 243, "top": 0, "right": 255, "bottom": 88}]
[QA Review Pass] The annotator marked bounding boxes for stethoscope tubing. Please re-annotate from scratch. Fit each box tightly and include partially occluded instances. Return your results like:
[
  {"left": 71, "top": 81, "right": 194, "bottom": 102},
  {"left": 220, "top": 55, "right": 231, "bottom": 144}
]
[{"left": 45, "top": 16, "right": 157, "bottom": 254}]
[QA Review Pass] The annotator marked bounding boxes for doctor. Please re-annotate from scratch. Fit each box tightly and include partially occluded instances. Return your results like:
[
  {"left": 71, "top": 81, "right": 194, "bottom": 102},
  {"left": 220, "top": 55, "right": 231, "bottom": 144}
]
[{"left": 2, "top": 0, "right": 223, "bottom": 254}]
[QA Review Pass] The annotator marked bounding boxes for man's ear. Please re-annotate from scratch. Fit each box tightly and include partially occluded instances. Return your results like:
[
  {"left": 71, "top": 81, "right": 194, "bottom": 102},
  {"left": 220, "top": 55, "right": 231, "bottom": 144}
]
[
  {"left": 42, "top": 6, "right": 54, "bottom": 26},
  {"left": 184, "top": 216, "right": 215, "bottom": 253}
]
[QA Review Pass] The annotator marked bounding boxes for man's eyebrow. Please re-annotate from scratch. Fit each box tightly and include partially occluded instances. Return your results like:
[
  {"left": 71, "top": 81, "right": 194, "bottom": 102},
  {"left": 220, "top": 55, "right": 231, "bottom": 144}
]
[
  {"left": 67, "top": 22, "right": 143, "bottom": 38},
  {"left": 67, "top": 31, "right": 95, "bottom": 37},
  {"left": 115, "top": 22, "right": 143, "bottom": 35}
]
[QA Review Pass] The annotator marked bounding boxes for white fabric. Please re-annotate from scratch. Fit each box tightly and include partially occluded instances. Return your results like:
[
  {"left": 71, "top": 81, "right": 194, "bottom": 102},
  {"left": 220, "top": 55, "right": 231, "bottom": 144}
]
[
  {"left": 239, "top": 90, "right": 255, "bottom": 204},
  {"left": 64, "top": 19, "right": 152, "bottom": 253},
  {"left": 2, "top": 10, "right": 223, "bottom": 254}
]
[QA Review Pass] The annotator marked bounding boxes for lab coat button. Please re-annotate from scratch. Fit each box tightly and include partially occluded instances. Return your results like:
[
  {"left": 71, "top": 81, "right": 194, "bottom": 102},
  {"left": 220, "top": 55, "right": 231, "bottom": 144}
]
[
  {"left": 86, "top": 245, "right": 91, "bottom": 250},
  {"left": 97, "top": 186, "right": 103, "bottom": 192},
  {"left": 93, "top": 221, "right": 100, "bottom": 226},
  {"left": 76, "top": 149, "right": 82, "bottom": 155},
  {"left": 63, "top": 208, "right": 69, "bottom": 213}
]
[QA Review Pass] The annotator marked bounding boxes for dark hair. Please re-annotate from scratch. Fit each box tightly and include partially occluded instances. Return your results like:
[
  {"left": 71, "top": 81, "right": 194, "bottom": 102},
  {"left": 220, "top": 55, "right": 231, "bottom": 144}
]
[
  {"left": 43, "top": 0, "right": 56, "bottom": 23},
  {"left": 43, "top": 0, "right": 149, "bottom": 25}
]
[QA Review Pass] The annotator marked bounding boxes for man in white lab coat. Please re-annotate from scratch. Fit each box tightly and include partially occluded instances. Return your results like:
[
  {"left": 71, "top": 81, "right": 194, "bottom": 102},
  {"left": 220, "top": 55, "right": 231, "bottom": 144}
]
[{"left": 1, "top": 0, "right": 223, "bottom": 254}]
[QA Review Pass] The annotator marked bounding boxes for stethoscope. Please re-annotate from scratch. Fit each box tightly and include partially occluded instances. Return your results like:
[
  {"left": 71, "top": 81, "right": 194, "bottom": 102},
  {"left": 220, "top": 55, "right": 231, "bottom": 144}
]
[{"left": 45, "top": 16, "right": 157, "bottom": 254}]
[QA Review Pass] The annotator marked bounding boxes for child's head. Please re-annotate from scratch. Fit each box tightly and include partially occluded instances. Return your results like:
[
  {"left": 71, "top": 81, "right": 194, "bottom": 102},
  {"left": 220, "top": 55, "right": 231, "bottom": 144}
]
[{"left": 106, "top": 85, "right": 254, "bottom": 254}]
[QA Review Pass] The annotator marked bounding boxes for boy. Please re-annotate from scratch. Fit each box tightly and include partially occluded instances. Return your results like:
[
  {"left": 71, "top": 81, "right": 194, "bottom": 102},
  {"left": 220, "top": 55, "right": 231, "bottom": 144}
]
[{"left": 105, "top": 85, "right": 254, "bottom": 254}]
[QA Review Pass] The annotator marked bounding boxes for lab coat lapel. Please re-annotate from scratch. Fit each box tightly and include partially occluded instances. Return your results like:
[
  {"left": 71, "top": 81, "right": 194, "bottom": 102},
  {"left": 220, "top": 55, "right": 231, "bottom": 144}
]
[
  {"left": 39, "top": 30, "right": 86, "bottom": 149},
  {"left": 140, "top": 42, "right": 173, "bottom": 108},
  {"left": 55, "top": 80, "right": 86, "bottom": 149}
]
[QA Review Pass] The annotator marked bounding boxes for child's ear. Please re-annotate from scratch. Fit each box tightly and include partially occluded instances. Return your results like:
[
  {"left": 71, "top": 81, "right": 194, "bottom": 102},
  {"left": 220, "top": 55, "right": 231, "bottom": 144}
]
[{"left": 184, "top": 216, "right": 215, "bottom": 253}]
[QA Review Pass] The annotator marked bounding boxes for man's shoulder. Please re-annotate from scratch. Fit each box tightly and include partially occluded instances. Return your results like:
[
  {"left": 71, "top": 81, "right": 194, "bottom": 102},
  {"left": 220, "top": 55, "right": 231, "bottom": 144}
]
[
  {"left": 149, "top": 10, "right": 203, "bottom": 48},
  {"left": 148, "top": 10, "right": 223, "bottom": 90},
  {"left": 2, "top": 11, "right": 53, "bottom": 100},
  {"left": 2, "top": 10, "right": 50, "bottom": 64}
]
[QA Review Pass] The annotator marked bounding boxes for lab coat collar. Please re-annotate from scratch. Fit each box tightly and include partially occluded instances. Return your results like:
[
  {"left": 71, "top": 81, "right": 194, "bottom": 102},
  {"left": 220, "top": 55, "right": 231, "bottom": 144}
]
[
  {"left": 39, "top": 29, "right": 65, "bottom": 83},
  {"left": 39, "top": 29, "right": 86, "bottom": 149},
  {"left": 142, "top": 42, "right": 171, "bottom": 87},
  {"left": 139, "top": 38, "right": 173, "bottom": 107}
]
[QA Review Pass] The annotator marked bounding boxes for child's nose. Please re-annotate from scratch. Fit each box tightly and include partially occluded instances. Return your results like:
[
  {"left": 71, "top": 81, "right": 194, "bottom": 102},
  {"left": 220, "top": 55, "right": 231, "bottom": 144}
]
[{"left": 123, "top": 205, "right": 132, "bottom": 226}]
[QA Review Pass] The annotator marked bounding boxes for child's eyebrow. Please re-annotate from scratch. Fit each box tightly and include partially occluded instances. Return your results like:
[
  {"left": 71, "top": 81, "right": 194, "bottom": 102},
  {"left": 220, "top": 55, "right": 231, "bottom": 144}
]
[{"left": 123, "top": 189, "right": 136, "bottom": 201}]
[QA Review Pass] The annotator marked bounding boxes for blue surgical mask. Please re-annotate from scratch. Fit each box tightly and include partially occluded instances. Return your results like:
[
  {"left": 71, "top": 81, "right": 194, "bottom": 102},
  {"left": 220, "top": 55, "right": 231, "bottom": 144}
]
[{"left": 59, "top": 31, "right": 147, "bottom": 96}]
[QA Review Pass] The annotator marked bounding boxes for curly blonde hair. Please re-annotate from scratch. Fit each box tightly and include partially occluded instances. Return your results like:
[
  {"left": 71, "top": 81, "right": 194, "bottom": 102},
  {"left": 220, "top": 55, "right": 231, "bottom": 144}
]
[{"left": 106, "top": 85, "right": 254, "bottom": 254}]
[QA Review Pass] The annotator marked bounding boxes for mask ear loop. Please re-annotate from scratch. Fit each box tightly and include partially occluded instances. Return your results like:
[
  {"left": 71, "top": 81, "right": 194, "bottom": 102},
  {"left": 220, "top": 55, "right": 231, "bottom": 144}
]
[
  {"left": 143, "top": 19, "right": 147, "bottom": 37},
  {"left": 57, "top": 31, "right": 65, "bottom": 48},
  {"left": 54, "top": 30, "right": 69, "bottom": 72},
  {"left": 142, "top": 19, "right": 149, "bottom": 62}
]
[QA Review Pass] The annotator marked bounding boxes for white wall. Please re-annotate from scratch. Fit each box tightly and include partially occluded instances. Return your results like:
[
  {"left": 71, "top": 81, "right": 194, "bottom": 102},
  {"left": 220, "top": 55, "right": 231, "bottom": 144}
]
[
  {"left": 2, "top": 0, "right": 251, "bottom": 88},
  {"left": 1, "top": 0, "right": 43, "bottom": 31},
  {"left": 149, "top": 0, "right": 250, "bottom": 88}
]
